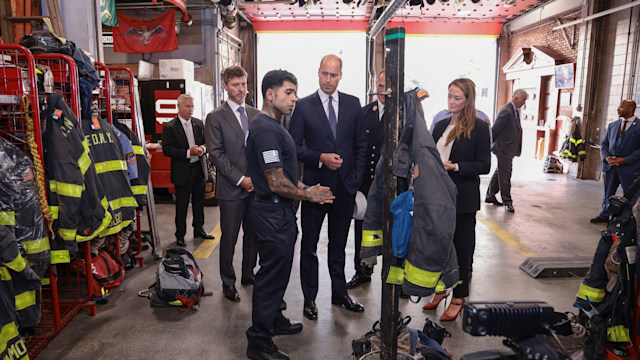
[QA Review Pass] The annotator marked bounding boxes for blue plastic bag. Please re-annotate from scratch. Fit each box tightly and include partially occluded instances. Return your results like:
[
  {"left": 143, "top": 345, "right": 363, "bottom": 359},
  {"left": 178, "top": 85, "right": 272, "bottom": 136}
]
[{"left": 390, "top": 190, "right": 414, "bottom": 259}]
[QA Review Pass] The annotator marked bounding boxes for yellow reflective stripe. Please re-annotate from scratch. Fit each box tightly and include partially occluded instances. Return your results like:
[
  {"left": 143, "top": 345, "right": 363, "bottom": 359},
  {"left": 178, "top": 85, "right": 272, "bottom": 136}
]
[
  {"left": 0, "top": 322, "right": 20, "bottom": 355},
  {"left": 82, "top": 139, "right": 90, "bottom": 154},
  {"left": 404, "top": 260, "right": 441, "bottom": 289},
  {"left": 386, "top": 265, "right": 404, "bottom": 285},
  {"left": 58, "top": 228, "right": 77, "bottom": 241},
  {"left": 0, "top": 267, "right": 11, "bottom": 281},
  {"left": 50, "top": 250, "right": 70, "bottom": 264},
  {"left": 575, "top": 138, "right": 584, "bottom": 145},
  {"left": 77, "top": 198, "right": 113, "bottom": 242},
  {"left": 435, "top": 280, "right": 445, "bottom": 293},
  {"left": 94, "top": 160, "right": 127, "bottom": 174},
  {"left": 131, "top": 185, "right": 148, "bottom": 195},
  {"left": 578, "top": 150, "right": 586, "bottom": 155},
  {"left": 21, "top": 237, "right": 50, "bottom": 254},
  {"left": 78, "top": 151, "right": 91, "bottom": 175},
  {"left": 109, "top": 196, "right": 138, "bottom": 211},
  {"left": 5, "top": 254, "right": 26, "bottom": 272},
  {"left": 570, "top": 138, "right": 577, "bottom": 144},
  {"left": 169, "top": 300, "right": 183, "bottom": 306},
  {"left": 132, "top": 145, "right": 144, "bottom": 155},
  {"left": 14, "top": 290, "right": 36, "bottom": 311},
  {"left": 100, "top": 219, "right": 133, "bottom": 236},
  {"left": 49, "top": 206, "right": 59, "bottom": 220},
  {"left": 49, "top": 180, "right": 84, "bottom": 198},
  {"left": 0, "top": 211, "right": 16, "bottom": 226},
  {"left": 607, "top": 325, "right": 631, "bottom": 342},
  {"left": 362, "top": 230, "right": 383, "bottom": 247},
  {"left": 577, "top": 283, "right": 605, "bottom": 303},
  {"left": 41, "top": 277, "right": 50, "bottom": 286}
]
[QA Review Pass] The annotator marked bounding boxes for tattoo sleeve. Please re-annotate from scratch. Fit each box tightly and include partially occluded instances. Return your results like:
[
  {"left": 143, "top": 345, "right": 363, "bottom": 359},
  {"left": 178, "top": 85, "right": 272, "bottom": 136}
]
[{"left": 264, "top": 167, "right": 309, "bottom": 201}]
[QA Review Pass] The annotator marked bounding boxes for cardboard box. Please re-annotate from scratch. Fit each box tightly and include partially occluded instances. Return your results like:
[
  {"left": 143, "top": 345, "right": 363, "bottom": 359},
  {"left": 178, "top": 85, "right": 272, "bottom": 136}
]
[
  {"left": 138, "top": 60, "right": 154, "bottom": 80},
  {"left": 159, "top": 59, "right": 194, "bottom": 82}
]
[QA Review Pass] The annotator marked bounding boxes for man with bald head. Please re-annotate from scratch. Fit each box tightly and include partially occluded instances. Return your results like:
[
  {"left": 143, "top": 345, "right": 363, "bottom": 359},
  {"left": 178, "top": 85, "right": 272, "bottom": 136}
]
[
  {"left": 591, "top": 100, "right": 640, "bottom": 223},
  {"left": 289, "top": 54, "right": 368, "bottom": 319}
]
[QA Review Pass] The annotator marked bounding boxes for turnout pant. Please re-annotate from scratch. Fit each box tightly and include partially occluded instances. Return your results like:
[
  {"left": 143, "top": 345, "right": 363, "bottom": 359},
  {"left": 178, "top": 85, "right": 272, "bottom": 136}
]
[{"left": 246, "top": 199, "right": 297, "bottom": 349}]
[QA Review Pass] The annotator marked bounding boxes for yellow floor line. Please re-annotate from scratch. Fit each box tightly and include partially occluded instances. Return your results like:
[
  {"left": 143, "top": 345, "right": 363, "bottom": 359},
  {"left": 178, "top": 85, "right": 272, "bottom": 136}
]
[
  {"left": 477, "top": 216, "right": 538, "bottom": 257},
  {"left": 193, "top": 223, "right": 222, "bottom": 258}
]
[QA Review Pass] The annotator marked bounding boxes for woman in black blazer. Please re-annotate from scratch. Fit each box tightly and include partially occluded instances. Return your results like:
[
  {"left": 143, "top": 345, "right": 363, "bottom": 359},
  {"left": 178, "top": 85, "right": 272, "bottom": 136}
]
[{"left": 424, "top": 78, "right": 491, "bottom": 321}]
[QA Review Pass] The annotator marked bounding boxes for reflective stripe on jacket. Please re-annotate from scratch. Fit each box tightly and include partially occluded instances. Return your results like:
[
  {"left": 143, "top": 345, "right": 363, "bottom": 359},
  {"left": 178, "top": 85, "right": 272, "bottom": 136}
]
[{"left": 81, "top": 117, "right": 138, "bottom": 236}]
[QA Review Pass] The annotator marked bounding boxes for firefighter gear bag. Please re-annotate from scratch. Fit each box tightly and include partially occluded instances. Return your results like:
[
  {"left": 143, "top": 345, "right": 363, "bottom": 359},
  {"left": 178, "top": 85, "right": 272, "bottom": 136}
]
[
  {"left": 76, "top": 249, "right": 125, "bottom": 300},
  {"left": 147, "top": 248, "right": 207, "bottom": 311}
]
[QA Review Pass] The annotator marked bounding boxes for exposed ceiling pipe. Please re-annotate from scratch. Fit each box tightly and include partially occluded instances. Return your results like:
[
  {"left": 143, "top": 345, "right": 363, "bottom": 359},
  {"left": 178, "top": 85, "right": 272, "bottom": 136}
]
[
  {"left": 553, "top": 0, "right": 640, "bottom": 31},
  {"left": 367, "top": 0, "right": 405, "bottom": 39}
]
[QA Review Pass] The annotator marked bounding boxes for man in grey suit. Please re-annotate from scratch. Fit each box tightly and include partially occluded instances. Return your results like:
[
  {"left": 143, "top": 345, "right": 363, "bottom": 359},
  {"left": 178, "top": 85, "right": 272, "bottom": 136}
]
[
  {"left": 485, "top": 89, "right": 528, "bottom": 213},
  {"left": 205, "top": 65, "right": 259, "bottom": 302}
]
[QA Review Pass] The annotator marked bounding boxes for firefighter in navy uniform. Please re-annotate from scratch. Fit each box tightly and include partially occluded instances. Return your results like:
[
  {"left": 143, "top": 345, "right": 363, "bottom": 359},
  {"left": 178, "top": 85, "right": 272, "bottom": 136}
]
[
  {"left": 245, "top": 70, "right": 334, "bottom": 360},
  {"left": 348, "top": 70, "right": 385, "bottom": 289}
]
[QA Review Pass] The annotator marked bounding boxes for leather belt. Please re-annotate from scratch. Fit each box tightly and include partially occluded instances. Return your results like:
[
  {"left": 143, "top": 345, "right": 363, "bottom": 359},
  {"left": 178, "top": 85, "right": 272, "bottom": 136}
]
[{"left": 256, "top": 193, "right": 293, "bottom": 204}]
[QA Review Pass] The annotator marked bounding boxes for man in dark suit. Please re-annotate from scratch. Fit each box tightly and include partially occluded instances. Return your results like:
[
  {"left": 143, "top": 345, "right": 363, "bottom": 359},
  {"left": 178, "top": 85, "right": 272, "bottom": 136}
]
[
  {"left": 590, "top": 100, "right": 640, "bottom": 223},
  {"left": 205, "top": 65, "right": 259, "bottom": 302},
  {"left": 162, "top": 94, "right": 215, "bottom": 246},
  {"left": 485, "top": 89, "right": 528, "bottom": 213},
  {"left": 289, "top": 54, "right": 368, "bottom": 320},
  {"left": 347, "top": 70, "right": 385, "bottom": 289}
]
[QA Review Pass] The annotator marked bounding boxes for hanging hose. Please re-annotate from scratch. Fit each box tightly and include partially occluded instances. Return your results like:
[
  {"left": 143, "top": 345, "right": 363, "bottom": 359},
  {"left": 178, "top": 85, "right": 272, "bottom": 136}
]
[{"left": 22, "top": 94, "right": 54, "bottom": 234}]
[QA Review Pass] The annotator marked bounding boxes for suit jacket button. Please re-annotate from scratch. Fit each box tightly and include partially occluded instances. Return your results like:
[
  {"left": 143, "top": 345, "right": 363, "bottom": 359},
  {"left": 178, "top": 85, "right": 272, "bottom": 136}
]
[
  {"left": 366, "top": 130, "right": 370, "bottom": 134},
  {"left": 371, "top": 175, "right": 374, "bottom": 179},
  {"left": 372, "top": 146, "right": 376, "bottom": 150},
  {"left": 371, "top": 154, "right": 375, "bottom": 158},
  {"left": 371, "top": 161, "right": 374, "bottom": 164}
]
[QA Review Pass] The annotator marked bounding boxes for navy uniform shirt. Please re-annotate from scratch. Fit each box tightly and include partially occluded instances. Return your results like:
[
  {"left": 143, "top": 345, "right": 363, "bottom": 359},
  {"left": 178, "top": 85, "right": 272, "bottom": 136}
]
[{"left": 246, "top": 113, "right": 299, "bottom": 196}]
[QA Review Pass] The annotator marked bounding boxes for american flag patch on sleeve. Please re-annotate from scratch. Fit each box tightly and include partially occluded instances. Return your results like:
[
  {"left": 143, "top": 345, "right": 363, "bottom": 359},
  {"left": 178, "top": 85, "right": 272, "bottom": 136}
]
[{"left": 262, "top": 150, "right": 280, "bottom": 164}]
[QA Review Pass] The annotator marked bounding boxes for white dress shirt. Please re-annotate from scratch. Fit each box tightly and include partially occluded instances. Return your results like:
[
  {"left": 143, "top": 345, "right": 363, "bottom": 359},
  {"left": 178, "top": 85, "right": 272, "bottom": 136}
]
[
  {"left": 178, "top": 115, "right": 203, "bottom": 163},
  {"left": 226, "top": 100, "right": 248, "bottom": 187}
]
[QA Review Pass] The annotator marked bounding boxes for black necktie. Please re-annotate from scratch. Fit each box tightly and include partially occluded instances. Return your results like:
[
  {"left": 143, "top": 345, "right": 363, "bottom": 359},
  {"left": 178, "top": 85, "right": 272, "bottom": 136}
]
[{"left": 622, "top": 120, "right": 628, "bottom": 134}]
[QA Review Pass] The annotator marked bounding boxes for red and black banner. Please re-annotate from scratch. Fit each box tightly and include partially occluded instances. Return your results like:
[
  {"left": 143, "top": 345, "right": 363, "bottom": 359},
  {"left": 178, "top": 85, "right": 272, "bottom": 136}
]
[{"left": 113, "top": 9, "right": 178, "bottom": 54}]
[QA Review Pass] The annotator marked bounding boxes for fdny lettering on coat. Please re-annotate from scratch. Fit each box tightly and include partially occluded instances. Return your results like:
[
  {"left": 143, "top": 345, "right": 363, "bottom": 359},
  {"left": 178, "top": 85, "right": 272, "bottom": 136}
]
[
  {"left": 3, "top": 339, "right": 28, "bottom": 360},
  {"left": 85, "top": 132, "right": 114, "bottom": 146}
]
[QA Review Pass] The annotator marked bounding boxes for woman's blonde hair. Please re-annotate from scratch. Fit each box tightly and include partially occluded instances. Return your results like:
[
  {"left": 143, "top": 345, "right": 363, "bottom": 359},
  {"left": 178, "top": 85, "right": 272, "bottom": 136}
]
[{"left": 446, "top": 78, "right": 477, "bottom": 145}]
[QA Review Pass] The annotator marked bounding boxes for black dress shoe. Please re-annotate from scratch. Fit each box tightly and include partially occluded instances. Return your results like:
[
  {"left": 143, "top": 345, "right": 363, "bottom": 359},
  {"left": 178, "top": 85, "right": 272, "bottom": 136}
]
[
  {"left": 241, "top": 277, "right": 255, "bottom": 286},
  {"left": 346, "top": 274, "right": 371, "bottom": 289},
  {"left": 176, "top": 238, "right": 186, "bottom": 247},
  {"left": 303, "top": 300, "right": 318, "bottom": 320},
  {"left": 194, "top": 229, "right": 215, "bottom": 239},
  {"left": 222, "top": 284, "right": 240, "bottom": 302},
  {"left": 274, "top": 316, "right": 303, "bottom": 335},
  {"left": 247, "top": 343, "right": 289, "bottom": 360},
  {"left": 484, "top": 197, "right": 503, "bottom": 206},
  {"left": 590, "top": 216, "right": 609, "bottom": 224},
  {"left": 331, "top": 295, "right": 364, "bottom": 312},
  {"left": 504, "top": 204, "right": 515, "bottom": 213}
]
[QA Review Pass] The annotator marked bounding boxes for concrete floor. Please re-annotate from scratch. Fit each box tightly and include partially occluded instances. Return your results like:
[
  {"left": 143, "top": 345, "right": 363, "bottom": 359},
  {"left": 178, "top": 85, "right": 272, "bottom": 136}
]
[{"left": 35, "top": 157, "right": 608, "bottom": 360}]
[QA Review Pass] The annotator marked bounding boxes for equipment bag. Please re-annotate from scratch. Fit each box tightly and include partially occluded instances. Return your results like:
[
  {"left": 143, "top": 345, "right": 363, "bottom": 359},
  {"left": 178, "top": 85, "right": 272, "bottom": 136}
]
[
  {"left": 149, "top": 248, "right": 206, "bottom": 311},
  {"left": 77, "top": 249, "right": 125, "bottom": 301}
]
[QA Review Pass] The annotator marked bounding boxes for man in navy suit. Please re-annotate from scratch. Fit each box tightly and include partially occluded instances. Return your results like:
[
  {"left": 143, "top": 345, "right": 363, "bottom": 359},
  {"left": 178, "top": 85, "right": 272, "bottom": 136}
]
[
  {"left": 289, "top": 54, "right": 368, "bottom": 320},
  {"left": 591, "top": 100, "right": 640, "bottom": 223}
]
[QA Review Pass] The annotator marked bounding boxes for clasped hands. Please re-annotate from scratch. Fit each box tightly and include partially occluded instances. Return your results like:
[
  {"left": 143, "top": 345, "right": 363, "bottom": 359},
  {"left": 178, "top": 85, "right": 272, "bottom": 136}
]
[
  {"left": 303, "top": 183, "right": 335, "bottom": 204},
  {"left": 606, "top": 156, "right": 627, "bottom": 167},
  {"left": 320, "top": 153, "right": 343, "bottom": 170}
]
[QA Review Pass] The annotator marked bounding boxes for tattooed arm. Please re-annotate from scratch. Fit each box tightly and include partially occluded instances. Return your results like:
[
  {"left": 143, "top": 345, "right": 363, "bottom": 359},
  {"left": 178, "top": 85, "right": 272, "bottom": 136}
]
[{"left": 264, "top": 167, "right": 335, "bottom": 204}]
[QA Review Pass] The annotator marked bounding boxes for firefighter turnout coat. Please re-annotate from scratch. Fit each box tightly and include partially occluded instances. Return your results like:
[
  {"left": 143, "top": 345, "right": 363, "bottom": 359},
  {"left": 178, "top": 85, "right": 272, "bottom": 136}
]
[
  {"left": 361, "top": 89, "right": 459, "bottom": 297},
  {"left": 113, "top": 119, "right": 150, "bottom": 206},
  {"left": 42, "top": 94, "right": 111, "bottom": 264},
  {"left": 0, "top": 138, "right": 49, "bottom": 277},
  {"left": 81, "top": 116, "right": 137, "bottom": 236},
  {"left": 1, "top": 225, "right": 41, "bottom": 360}
]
